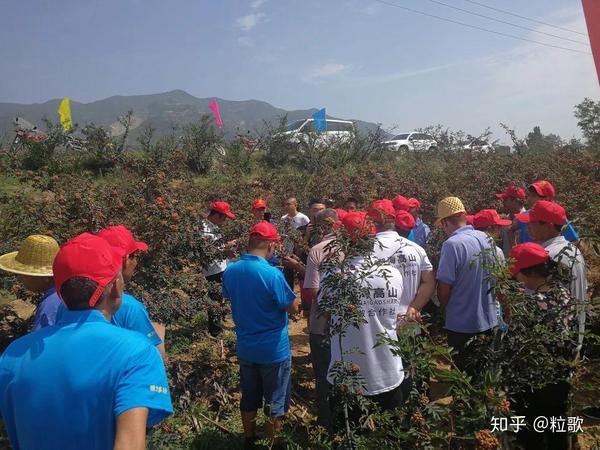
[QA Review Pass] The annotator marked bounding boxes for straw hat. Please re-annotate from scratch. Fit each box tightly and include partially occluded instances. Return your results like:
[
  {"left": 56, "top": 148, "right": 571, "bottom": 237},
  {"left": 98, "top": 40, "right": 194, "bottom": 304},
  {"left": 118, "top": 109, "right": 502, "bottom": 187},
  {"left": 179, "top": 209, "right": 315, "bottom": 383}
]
[
  {"left": 435, "top": 197, "right": 466, "bottom": 225},
  {"left": 0, "top": 235, "right": 59, "bottom": 277}
]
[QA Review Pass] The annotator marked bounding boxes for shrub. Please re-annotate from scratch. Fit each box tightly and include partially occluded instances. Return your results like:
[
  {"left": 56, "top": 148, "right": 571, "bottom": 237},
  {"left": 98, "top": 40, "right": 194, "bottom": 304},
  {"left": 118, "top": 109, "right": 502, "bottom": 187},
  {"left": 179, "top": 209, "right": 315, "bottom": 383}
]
[{"left": 181, "top": 116, "right": 222, "bottom": 174}]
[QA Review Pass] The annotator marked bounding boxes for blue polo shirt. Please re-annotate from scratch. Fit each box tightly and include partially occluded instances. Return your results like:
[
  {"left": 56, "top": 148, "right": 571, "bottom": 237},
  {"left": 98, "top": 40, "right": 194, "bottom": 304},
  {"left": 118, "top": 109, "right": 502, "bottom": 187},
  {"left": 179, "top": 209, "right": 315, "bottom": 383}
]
[
  {"left": 413, "top": 218, "right": 431, "bottom": 247},
  {"left": 0, "top": 309, "right": 173, "bottom": 450},
  {"left": 112, "top": 293, "right": 162, "bottom": 346},
  {"left": 54, "top": 292, "right": 162, "bottom": 347},
  {"left": 32, "top": 287, "right": 61, "bottom": 331},
  {"left": 222, "top": 254, "right": 296, "bottom": 364},
  {"left": 436, "top": 225, "right": 498, "bottom": 333}
]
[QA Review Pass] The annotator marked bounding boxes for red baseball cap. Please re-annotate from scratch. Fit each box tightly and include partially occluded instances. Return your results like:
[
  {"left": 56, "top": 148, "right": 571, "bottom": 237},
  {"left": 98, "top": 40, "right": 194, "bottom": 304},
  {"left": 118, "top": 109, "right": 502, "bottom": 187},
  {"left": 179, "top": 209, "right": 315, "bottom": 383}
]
[
  {"left": 407, "top": 198, "right": 421, "bottom": 209},
  {"left": 342, "top": 211, "right": 375, "bottom": 240},
  {"left": 367, "top": 199, "right": 396, "bottom": 223},
  {"left": 395, "top": 210, "right": 416, "bottom": 231},
  {"left": 97, "top": 225, "right": 148, "bottom": 257},
  {"left": 473, "top": 209, "right": 513, "bottom": 229},
  {"left": 53, "top": 233, "right": 126, "bottom": 307},
  {"left": 529, "top": 180, "right": 556, "bottom": 198},
  {"left": 392, "top": 195, "right": 410, "bottom": 211},
  {"left": 466, "top": 215, "right": 475, "bottom": 226},
  {"left": 249, "top": 221, "right": 280, "bottom": 241},
  {"left": 252, "top": 199, "right": 267, "bottom": 210},
  {"left": 515, "top": 201, "right": 566, "bottom": 225},
  {"left": 210, "top": 201, "right": 236, "bottom": 219},
  {"left": 495, "top": 185, "right": 526, "bottom": 200},
  {"left": 509, "top": 243, "right": 550, "bottom": 277}
]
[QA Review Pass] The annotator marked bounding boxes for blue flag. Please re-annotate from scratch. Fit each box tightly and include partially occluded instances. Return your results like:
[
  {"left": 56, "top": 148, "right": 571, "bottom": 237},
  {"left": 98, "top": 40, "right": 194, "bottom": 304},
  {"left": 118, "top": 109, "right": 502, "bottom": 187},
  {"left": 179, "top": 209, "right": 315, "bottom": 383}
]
[{"left": 312, "top": 108, "right": 326, "bottom": 133}]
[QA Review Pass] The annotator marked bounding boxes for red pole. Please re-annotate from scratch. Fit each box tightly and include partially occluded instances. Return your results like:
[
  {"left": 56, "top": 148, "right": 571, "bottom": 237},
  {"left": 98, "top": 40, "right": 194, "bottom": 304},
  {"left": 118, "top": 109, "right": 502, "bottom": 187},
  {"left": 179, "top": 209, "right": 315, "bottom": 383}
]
[{"left": 582, "top": 0, "right": 600, "bottom": 84}]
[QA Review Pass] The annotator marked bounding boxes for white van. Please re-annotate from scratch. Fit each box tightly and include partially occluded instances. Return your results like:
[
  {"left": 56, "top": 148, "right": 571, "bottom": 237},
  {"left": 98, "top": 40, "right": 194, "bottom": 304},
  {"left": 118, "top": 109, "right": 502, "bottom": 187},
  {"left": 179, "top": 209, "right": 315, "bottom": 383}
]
[{"left": 279, "top": 118, "right": 356, "bottom": 145}]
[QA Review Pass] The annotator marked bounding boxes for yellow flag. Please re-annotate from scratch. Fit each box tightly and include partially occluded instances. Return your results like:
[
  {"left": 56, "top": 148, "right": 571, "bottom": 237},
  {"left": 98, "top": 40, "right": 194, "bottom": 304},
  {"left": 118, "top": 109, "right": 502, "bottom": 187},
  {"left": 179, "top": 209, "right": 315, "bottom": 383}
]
[{"left": 57, "top": 97, "right": 73, "bottom": 132}]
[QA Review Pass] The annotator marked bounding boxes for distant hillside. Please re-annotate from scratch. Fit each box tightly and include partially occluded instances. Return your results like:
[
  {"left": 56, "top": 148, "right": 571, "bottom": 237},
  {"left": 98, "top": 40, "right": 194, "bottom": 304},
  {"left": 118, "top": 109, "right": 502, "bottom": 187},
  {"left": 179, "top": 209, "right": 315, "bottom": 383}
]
[{"left": 0, "top": 90, "right": 383, "bottom": 144}]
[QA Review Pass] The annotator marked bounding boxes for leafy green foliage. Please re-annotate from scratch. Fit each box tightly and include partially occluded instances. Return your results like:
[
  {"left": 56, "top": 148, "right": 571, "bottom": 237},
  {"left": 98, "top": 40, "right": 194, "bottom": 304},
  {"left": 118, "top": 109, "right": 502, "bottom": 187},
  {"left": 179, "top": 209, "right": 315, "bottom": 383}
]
[
  {"left": 19, "top": 118, "right": 70, "bottom": 170},
  {"left": 525, "top": 126, "right": 563, "bottom": 153},
  {"left": 181, "top": 115, "right": 223, "bottom": 174}
]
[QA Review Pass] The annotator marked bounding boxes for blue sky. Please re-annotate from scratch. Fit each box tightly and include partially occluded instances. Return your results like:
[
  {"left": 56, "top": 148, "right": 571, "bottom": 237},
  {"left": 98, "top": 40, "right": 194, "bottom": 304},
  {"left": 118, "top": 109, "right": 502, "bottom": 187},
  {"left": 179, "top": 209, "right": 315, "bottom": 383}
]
[{"left": 1, "top": 0, "right": 598, "bottom": 140}]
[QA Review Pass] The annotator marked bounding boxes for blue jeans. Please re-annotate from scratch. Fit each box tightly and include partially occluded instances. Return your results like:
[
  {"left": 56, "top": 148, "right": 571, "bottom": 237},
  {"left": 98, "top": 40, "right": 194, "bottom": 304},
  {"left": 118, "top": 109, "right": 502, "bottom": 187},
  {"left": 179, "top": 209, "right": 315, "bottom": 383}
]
[{"left": 239, "top": 357, "right": 292, "bottom": 417}]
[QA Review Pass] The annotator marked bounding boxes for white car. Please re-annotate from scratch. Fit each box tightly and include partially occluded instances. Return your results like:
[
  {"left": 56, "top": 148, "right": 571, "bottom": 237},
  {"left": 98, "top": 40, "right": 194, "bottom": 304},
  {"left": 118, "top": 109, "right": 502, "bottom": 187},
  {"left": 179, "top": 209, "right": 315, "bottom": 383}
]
[
  {"left": 383, "top": 132, "right": 437, "bottom": 151},
  {"left": 462, "top": 139, "right": 494, "bottom": 152},
  {"left": 279, "top": 118, "right": 355, "bottom": 145}
]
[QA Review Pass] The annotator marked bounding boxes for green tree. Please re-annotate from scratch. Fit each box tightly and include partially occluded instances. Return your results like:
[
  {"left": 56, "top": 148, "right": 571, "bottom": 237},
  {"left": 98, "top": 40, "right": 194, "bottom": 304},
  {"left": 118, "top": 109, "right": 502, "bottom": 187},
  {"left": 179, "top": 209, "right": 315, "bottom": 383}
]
[
  {"left": 181, "top": 115, "right": 222, "bottom": 174},
  {"left": 79, "top": 123, "right": 118, "bottom": 175},
  {"left": 525, "top": 126, "right": 562, "bottom": 153},
  {"left": 574, "top": 97, "right": 600, "bottom": 152}
]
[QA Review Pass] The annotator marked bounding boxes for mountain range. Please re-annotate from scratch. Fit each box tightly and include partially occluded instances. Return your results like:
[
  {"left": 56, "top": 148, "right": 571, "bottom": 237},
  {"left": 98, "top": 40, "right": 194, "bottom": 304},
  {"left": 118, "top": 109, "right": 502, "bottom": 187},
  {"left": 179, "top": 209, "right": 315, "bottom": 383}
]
[{"left": 0, "top": 90, "right": 382, "bottom": 144}]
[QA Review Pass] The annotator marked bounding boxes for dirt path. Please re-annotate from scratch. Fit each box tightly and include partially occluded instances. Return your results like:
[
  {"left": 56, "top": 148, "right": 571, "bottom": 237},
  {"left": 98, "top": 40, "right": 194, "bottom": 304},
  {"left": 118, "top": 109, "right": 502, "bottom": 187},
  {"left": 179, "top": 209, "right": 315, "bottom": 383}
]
[
  {"left": 288, "top": 316, "right": 310, "bottom": 359},
  {"left": 287, "top": 316, "right": 317, "bottom": 417}
]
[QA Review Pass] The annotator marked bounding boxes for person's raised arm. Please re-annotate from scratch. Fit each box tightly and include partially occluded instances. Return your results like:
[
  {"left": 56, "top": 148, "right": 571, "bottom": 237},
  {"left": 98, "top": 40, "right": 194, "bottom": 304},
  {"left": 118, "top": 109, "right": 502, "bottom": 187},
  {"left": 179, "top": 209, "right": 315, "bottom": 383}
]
[{"left": 114, "top": 407, "right": 148, "bottom": 450}]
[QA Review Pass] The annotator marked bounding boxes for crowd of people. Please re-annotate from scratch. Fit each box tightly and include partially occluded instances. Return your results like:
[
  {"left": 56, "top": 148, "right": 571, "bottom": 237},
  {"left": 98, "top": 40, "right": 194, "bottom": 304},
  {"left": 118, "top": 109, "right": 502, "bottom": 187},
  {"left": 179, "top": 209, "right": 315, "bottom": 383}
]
[{"left": 0, "top": 179, "right": 589, "bottom": 449}]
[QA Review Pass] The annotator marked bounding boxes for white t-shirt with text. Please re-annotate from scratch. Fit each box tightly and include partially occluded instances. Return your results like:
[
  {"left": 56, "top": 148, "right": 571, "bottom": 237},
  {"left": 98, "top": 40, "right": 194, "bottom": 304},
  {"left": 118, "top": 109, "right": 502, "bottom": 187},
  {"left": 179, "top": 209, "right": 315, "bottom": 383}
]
[
  {"left": 372, "top": 231, "right": 433, "bottom": 314},
  {"left": 327, "top": 259, "right": 405, "bottom": 395}
]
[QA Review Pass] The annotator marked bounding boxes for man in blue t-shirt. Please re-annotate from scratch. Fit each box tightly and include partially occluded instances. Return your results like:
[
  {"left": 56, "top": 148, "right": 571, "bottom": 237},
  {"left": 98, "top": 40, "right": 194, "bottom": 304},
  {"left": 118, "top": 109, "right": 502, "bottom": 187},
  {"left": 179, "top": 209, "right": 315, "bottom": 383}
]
[
  {"left": 0, "top": 233, "right": 173, "bottom": 450},
  {"left": 222, "top": 221, "right": 299, "bottom": 448},
  {"left": 435, "top": 197, "right": 498, "bottom": 375},
  {"left": 97, "top": 225, "right": 165, "bottom": 358},
  {"left": 53, "top": 225, "right": 166, "bottom": 358}
]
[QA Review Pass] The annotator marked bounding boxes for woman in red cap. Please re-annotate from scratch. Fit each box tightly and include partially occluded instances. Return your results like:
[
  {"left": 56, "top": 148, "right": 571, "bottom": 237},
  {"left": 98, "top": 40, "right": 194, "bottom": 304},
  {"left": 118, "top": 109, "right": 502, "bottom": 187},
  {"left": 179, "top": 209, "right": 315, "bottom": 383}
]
[{"left": 509, "top": 242, "right": 578, "bottom": 450}]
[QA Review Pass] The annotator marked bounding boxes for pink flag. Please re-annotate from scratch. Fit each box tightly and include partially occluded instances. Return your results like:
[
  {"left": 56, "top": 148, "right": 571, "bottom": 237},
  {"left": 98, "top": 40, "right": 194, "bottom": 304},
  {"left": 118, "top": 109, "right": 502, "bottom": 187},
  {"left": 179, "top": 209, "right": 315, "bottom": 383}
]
[
  {"left": 583, "top": 0, "right": 600, "bottom": 84},
  {"left": 209, "top": 99, "right": 223, "bottom": 129}
]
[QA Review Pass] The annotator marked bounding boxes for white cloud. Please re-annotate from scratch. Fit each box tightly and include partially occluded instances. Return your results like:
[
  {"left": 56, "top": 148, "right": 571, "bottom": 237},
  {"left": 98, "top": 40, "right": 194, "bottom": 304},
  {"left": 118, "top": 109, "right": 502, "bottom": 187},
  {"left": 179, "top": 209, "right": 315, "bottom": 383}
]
[
  {"left": 311, "top": 63, "right": 349, "bottom": 78},
  {"left": 251, "top": 0, "right": 268, "bottom": 8},
  {"left": 347, "top": 62, "right": 459, "bottom": 87},
  {"left": 236, "top": 13, "right": 266, "bottom": 32},
  {"left": 301, "top": 63, "right": 350, "bottom": 83}
]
